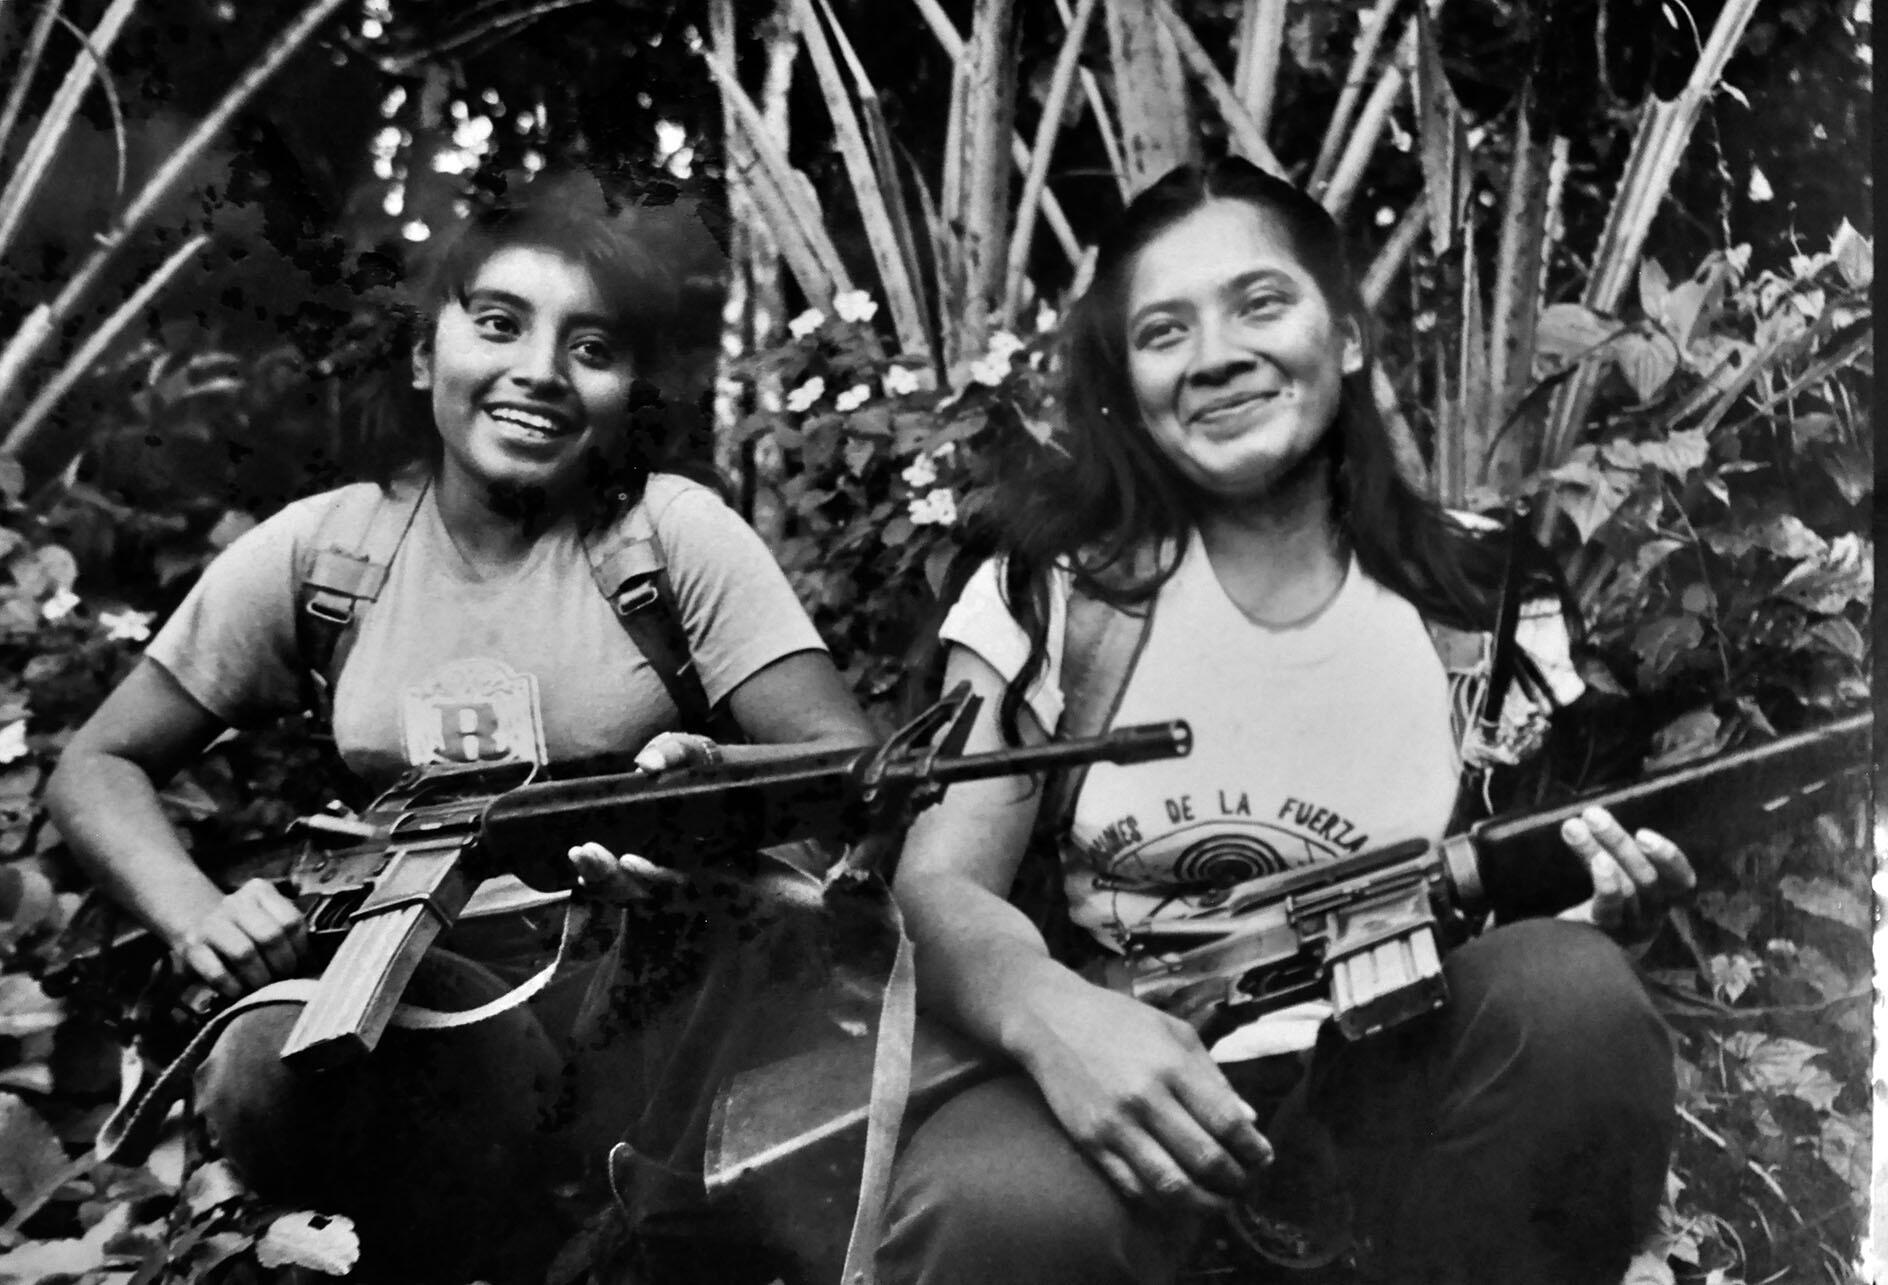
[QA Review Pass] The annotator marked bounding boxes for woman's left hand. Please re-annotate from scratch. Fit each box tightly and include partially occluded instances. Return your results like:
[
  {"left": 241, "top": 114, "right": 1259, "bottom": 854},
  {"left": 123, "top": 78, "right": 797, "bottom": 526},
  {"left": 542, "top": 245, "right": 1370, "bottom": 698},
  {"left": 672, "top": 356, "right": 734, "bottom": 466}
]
[
  {"left": 569, "top": 841, "right": 688, "bottom": 903},
  {"left": 1558, "top": 806, "right": 1696, "bottom": 942},
  {"left": 632, "top": 730, "right": 724, "bottom": 774}
]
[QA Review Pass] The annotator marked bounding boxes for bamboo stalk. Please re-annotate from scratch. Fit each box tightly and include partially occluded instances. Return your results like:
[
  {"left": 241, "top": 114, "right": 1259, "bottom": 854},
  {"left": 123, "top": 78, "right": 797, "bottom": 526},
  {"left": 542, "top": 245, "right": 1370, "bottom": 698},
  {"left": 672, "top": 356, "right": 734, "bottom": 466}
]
[
  {"left": 1147, "top": 0, "right": 1283, "bottom": 176},
  {"left": 1487, "top": 86, "right": 1552, "bottom": 479},
  {"left": 1051, "top": 0, "right": 1129, "bottom": 200},
  {"left": 797, "top": 0, "right": 931, "bottom": 359},
  {"left": 703, "top": 51, "right": 848, "bottom": 305},
  {"left": 1319, "top": 37, "right": 1407, "bottom": 221},
  {"left": 1360, "top": 197, "right": 1427, "bottom": 310},
  {"left": 0, "top": 0, "right": 353, "bottom": 420},
  {"left": 908, "top": 0, "right": 1080, "bottom": 265},
  {"left": 49, "top": 11, "right": 130, "bottom": 201},
  {"left": 1104, "top": 0, "right": 1197, "bottom": 191},
  {"left": 819, "top": 0, "right": 935, "bottom": 361},
  {"left": 944, "top": 0, "right": 1018, "bottom": 364},
  {"left": 3, "top": 234, "right": 210, "bottom": 458},
  {"left": 1003, "top": 0, "right": 1101, "bottom": 323},
  {"left": 1535, "top": 0, "right": 1762, "bottom": 490},
  {"left": 0, "top": 0, "right": 139, "bottom": 269},
  {"left": 0, "top": 0, "right": 63, "bottom": 166},
  {"left": 1311, "top": 0, "right": 1397, "bottom": 193},
  {"left": 1231, "top": 0, "right": 1287, "bottom": 140}
]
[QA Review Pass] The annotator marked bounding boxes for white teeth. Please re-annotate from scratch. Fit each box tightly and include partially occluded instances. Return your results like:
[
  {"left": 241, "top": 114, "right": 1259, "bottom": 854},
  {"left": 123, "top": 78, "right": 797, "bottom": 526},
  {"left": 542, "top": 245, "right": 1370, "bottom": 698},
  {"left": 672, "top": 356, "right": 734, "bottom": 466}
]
[{"left": 488, "top": 407, "right": 563, "bottom": 434}]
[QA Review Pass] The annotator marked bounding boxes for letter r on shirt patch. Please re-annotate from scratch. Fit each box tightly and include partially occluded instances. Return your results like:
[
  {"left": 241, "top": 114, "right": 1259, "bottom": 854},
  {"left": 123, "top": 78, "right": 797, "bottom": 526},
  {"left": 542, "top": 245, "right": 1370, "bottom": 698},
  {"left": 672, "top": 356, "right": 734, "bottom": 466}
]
[{"left": 402, "top": 658, "right": 549, "bottom": 766}]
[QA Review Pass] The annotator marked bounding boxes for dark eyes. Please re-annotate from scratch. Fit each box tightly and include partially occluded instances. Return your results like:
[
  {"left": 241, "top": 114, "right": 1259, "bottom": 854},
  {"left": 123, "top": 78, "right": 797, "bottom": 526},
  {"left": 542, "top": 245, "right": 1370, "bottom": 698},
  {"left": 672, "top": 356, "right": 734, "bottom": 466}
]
[
  {"left": 1132, "top": 294, "right": 1290, "bottom": 349},
  {"left": 471, "top": 311, "right": 618, "bottom": 365}
]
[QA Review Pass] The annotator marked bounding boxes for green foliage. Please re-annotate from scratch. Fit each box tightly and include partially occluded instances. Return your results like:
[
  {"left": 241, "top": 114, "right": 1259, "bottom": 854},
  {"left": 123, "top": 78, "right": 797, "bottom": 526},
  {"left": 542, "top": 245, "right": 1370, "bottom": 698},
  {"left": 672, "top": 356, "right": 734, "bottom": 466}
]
[{"left": 729, "top": 293, "right": 1063, "bottom": 711}]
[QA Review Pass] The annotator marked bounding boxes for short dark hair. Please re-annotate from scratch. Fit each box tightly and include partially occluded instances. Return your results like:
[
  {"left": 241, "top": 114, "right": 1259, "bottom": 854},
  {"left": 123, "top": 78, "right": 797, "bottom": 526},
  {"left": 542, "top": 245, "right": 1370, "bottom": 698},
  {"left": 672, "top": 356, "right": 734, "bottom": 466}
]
[
  {"left": 341, "top": 170, "right": 692, "bottom": 509},
  {"left": 964, "top": 157, "right": 1526, "bottom": 741}
]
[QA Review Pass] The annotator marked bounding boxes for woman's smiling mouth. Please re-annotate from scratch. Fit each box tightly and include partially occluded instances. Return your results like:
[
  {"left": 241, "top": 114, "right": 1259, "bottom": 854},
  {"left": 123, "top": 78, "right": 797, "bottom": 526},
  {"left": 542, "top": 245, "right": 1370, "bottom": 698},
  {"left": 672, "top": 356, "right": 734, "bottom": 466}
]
[
  {"left": 1186, "top": 389, "right": 1279, "bottom": 429},
  {"left": 485, "top": 404, "right": 574, "bottom": 439}
]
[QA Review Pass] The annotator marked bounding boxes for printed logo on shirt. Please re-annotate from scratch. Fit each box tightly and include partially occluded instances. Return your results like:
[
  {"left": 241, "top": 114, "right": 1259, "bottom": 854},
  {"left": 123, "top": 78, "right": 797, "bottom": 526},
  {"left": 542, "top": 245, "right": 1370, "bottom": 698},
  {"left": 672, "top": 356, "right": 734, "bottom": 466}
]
[
  {"left": 401, "top": 657, "right": 549, "bottom": 767},
  {"left": 1073, "top": 789, "right": 1373, "bottom": 935}
]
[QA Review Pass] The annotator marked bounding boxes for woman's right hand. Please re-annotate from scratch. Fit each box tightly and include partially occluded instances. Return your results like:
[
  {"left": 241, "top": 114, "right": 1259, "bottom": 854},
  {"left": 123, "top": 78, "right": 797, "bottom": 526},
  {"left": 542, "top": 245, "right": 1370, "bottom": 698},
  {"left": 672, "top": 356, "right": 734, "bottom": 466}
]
[
  {"left": 173, "top": 878, "right": 310, "bottom": 998},
  {"left": 1019, "top": 978, "right": 1274, "bottom": 1216}
]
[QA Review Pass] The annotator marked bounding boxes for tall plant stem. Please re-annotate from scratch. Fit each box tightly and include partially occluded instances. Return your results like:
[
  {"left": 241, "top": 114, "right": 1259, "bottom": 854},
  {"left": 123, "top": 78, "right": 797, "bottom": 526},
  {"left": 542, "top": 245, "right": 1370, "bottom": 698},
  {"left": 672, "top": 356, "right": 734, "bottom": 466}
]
[
  {"left": 1310, "top": 0, "right": 1398, "bottom": 193},
  {"left": 1004, "top": 0, "right": 1101, "bottom": 323},
  {"left": 1147, "top": 0, "right": 1282, "bottom": 176},
  {"left": 1536, "top": 0, "right": 1763, "bottom": 524},
  {"left": 908, "top": 0, "right": 1079, "bottom": 265},
  {"left": 0, "top": 0, "right": 353, "bottom": 427},
  {"left": 0, "top": 0, "right": 138, "bottom": 269},
  {"left": 0, "top": 0, "right": 63, "bottom": 165},
  {"left": 1050, "top": 0, "right": 1128, "bottom": 200},
  {"left": 1232, "top": 0, "right": 1287, "bottom": 140},
  {"left": 4, "top": 234, "right": 210, "bottom": 459}
]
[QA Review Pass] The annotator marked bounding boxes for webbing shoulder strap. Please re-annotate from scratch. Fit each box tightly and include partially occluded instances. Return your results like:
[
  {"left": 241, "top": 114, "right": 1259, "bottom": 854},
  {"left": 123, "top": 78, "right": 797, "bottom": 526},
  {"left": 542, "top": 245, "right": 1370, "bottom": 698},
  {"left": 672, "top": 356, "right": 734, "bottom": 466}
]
[
  {"left": 1042, "top": 584, "right": 1157, "bottom": 837},
  {"left": 579, "top": 480, "right": 720, "bottom": 738},
  {"left": 295, "top": 478, "right": 429, "bottom": 723}
]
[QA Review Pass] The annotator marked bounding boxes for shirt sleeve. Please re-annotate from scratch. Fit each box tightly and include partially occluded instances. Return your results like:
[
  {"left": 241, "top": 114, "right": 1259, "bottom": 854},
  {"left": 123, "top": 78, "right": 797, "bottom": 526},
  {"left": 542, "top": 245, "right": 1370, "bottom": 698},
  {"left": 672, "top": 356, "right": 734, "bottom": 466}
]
[
  {"left": 938, "top": 556, "right": 1068, "bottom": 733},
  {"left": 642, "top": 475, "right": 828, "bottom": 706},
  {"left": 143, "top": 495, "right": 332, "bottom": 728}
]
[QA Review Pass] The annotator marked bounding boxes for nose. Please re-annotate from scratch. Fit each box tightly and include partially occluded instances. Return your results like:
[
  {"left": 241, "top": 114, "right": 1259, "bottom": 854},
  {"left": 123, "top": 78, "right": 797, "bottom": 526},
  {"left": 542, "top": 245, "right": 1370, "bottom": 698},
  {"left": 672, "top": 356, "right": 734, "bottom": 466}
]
[
  {"left": 508, "top": 330, "right": 570, "bottom": 393},
  {"left": 1186, "top": 314, "right": 1255, "bottom": 387}
]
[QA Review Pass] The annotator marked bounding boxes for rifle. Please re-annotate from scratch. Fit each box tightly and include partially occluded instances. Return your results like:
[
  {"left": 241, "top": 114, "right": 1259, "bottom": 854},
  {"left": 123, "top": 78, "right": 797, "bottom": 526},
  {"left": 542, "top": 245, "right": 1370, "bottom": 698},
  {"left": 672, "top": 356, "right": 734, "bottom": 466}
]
[
  {"left": 703, "top": 711, "right": 1870, "bottom": 1188},
  {"left": 42, "top": 684, "right": 1191, "bottom": 1073}
]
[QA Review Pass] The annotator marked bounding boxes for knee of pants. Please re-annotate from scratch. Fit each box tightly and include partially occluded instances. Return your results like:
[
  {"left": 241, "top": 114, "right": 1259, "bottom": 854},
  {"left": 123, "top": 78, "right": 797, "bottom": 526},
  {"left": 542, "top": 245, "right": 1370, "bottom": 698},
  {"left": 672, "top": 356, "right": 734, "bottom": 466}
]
[
  {"left": 1443, "top": 918, "right": 1673, "bottom": 1097},
  {"left": 880, "top": 1077, "right": 1183, "bottom": 1285},
  {"left": 195, "top": 951, "right": 562, "bottom": 1261}
]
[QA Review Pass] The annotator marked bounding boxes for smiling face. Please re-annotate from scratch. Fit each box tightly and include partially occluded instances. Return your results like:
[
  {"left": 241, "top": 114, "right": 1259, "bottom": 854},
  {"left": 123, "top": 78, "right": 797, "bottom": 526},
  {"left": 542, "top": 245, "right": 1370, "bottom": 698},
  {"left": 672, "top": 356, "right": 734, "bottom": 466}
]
[
  {"left": 1124, "top": 199, "right": 1363, "bottom": 506},
  {"left": 413, "top": 244, "right": 634, "bottom": 509}
]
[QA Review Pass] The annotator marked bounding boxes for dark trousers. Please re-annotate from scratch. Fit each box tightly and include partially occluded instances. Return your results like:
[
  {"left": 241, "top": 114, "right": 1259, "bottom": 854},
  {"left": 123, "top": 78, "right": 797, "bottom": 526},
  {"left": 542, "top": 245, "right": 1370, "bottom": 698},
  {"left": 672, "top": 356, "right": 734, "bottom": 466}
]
[
  {"left": 878, "top": 919, "right": 1677, "bottom": 1285},
  {"left": 195, "top": 862, "right": 896, "bottom": 1285}
]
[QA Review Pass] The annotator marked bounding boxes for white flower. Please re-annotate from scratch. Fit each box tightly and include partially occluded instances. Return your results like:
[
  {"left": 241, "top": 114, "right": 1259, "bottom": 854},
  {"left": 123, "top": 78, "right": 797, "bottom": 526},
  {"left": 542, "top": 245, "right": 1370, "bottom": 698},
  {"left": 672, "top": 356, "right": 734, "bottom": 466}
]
[
  {"left": 968, "top": 353, "right": 1010, "bottom": 387},
  {"left": 788, "top": 309, "right": 825, "bottom": 340},
  {"left": 833, "top": 290, "right": 879, "bottom": 324},
  {"left": 40, "top": 588, "right": 79, "bottom": 622},
  {"left": 1033, "top": 304, "right": 1059, "bottom": 333},
  {"left": 835, "top": 384, "right": 871, "bottom": 413},
  {"left": 986, "top": 330, "right": 1025, "bottom": 360},
  {"left": 901, "top": 454, "right": 939, "bottom": 489},
  {"left": 785, "top": 376, "right": 826, "bottom": 413},
  {"left": 907, "top": 487, "right": 958, "bottom": 527},
  {"left": 883, "top": 365, "right": 922, "bottom": 398},
  {"left": 100, "top": 608, "right": 155, "bottom": 643},
  {"left": 0, "top": 721, "right": 25, "bottom": 765}
]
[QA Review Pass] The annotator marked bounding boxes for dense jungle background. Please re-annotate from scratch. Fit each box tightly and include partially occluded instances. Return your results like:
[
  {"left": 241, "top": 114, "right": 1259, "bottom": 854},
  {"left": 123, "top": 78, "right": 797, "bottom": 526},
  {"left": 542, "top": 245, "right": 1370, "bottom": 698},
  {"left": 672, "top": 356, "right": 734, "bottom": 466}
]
[{"left": 0, "top": 0, "right": 1874, "bottom": 1281}]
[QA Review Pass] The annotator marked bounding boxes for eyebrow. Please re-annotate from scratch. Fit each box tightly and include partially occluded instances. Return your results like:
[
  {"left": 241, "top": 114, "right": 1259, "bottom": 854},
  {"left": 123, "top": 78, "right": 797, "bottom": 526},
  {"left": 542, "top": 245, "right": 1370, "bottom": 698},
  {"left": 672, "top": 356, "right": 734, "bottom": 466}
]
[
  {"left": 1128, "top": 267, "right": 1298, "bottom": 330},
  {"left": 463, "top": 287, "right": 621, "bottom": 333}
]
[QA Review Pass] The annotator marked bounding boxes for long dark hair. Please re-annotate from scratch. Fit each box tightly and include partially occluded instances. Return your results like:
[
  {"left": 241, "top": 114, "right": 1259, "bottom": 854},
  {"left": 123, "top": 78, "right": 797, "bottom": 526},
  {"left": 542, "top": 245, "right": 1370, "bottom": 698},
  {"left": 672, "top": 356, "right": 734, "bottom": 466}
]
[
  {"left": 337, "top": 171, "right": 712, "bottom": 520},
  {"left": 964, "top": 157, "right": 1530, "bottom": 740}
]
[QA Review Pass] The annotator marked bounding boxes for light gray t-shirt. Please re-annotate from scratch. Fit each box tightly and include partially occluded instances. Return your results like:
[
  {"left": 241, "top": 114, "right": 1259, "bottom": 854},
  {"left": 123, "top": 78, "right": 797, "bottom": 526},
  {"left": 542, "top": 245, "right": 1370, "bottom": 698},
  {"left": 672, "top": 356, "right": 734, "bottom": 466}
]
[{"left": 148, "top": 472, "right": 825, "bottom": 791}]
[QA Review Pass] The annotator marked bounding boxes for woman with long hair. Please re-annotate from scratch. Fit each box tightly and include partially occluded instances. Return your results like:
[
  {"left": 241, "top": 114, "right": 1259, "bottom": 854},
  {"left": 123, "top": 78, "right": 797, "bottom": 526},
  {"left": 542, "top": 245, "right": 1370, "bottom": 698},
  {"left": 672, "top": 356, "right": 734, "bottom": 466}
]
[
  {"left": 881, "top": 157, "right": 1691, "bottom": 1285},
  {"left": 48, "top": 176, "right": 876, "bottom": 1283}
]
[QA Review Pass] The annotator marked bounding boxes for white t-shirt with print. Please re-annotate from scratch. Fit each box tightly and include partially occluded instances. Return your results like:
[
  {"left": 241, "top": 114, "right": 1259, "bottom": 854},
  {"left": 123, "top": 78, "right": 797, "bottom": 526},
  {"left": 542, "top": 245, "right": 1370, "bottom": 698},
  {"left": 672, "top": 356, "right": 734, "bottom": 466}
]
[{"left": 942, "top": 542, "right": 1464, "bottom": 1050}]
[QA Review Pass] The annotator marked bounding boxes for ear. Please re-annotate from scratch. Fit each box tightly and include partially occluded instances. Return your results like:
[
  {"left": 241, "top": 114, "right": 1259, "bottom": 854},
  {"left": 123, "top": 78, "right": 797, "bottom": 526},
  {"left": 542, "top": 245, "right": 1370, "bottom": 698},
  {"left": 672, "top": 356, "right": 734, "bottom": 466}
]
[
  {"left": 410, "top": 339, "right": 433, "bottom": 391},
  {"left": 1339, "top": 319, "right": 1365, "bottom": 376}
]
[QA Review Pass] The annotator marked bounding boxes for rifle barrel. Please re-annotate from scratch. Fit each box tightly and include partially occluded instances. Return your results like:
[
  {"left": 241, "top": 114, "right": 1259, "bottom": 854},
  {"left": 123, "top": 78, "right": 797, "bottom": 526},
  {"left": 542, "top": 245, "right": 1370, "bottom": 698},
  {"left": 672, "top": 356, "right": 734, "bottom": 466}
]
[
  {"left": 1464, "top": 713, "right": 1870, "bottom": 921},
  {"left": 893, "top": 720, "right": 1193, "bottom": 787}
]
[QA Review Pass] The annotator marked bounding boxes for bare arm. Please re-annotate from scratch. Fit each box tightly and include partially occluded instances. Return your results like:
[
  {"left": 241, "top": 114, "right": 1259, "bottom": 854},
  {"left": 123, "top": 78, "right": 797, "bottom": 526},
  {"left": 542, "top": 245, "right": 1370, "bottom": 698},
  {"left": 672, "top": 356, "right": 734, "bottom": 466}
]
[
  {"left": 44, "top": 659, "right": 309, "bottom": 996},
  {"left": 894, "top": 645, "right": 1271, "bottom": 1216}
]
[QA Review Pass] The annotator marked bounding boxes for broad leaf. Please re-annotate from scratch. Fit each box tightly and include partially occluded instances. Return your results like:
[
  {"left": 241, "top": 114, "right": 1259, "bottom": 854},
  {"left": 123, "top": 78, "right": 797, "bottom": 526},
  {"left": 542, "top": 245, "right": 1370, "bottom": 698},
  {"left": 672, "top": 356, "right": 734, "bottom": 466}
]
[
  {"left": 1696, "top": 889, "right": 1762, "bottom": 939},
  {"left": 1820, "top": 1111, "right": 1869, "bottom": 1192},
  {"left": 1534, "top": 303, "right": 1617, "bottom": 366},
  {"left": 0, "top": 1096, "right": 69, "bottom": 1209},
  {"left": 1632, "top": 617, "right": 1706, "bottom": 691},
  {"left": 1612, "top": 332, "right": 1679, "bottom": 402},
  {"left": 254, "top": 1212, "right": 360, "bottom": 1275},
  {"left": 1777, "top": 874, "right": 1868, "bottom": 932},
  {"left": 1723, "top": 1032, "right": 1842, "bottom": 1111},
  {"left": 1705, "top": 952, "right": 1760, "bottom": 1002},
  {"left": 1829, "top": 219, "right": 1872, "bottom": 289}
]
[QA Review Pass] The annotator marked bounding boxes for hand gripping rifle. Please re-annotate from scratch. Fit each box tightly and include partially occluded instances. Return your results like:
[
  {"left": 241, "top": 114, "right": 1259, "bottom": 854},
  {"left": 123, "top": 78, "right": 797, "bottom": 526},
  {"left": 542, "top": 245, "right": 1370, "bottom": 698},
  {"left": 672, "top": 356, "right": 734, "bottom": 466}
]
[
  {"left": 703, "top": 711, "right": 1870, "bottom": 1186},
  {"left": 86, "top": 685, "right": 1188, "bottom": 1071}
]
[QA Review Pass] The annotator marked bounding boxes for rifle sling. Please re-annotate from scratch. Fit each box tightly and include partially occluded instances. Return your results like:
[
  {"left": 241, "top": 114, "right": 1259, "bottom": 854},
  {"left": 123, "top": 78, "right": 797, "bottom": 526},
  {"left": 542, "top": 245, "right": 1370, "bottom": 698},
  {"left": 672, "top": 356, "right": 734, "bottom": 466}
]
[{"left": 95, "top": 895, "right": 611, "bottom": 1165}]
